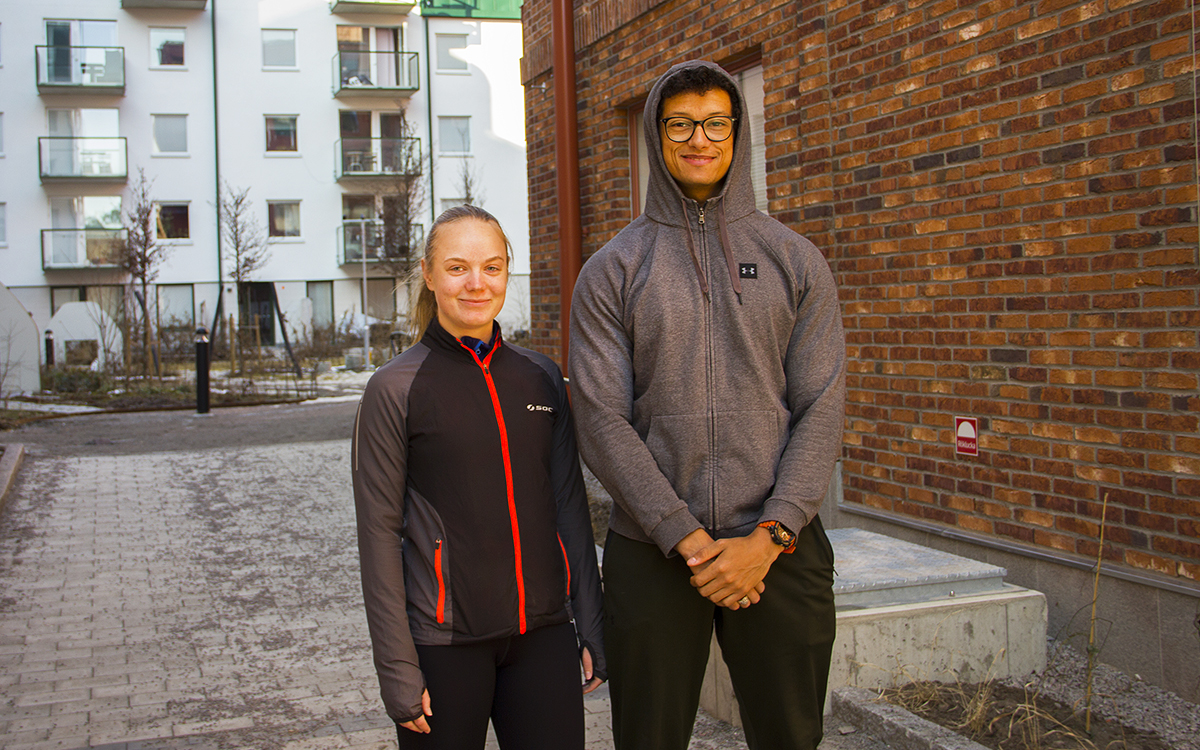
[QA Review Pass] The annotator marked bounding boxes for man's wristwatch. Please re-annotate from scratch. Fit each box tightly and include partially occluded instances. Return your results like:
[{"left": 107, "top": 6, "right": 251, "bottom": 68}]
[{"left": 758, "top": 521, "right": 797, "bottom": 552}]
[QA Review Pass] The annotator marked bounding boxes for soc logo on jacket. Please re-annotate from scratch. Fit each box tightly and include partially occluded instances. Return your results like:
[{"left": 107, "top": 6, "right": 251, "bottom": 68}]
[{"left": 527, "top": 404, "right": 555, "bottom": 414}]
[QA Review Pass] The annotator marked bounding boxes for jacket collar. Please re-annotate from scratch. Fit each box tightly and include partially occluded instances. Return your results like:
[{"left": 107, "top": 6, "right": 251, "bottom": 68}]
[{"left": 422, "top": 317, "right": 503, "bottom": 362}]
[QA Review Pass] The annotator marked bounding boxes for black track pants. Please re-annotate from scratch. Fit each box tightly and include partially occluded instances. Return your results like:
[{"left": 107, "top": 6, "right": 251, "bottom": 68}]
[
  {"left": 603, "top": 518, "right": 836, "bottom": 750},
  {"left": 395, "top": 622, "right": 585, "bottom": 750}
]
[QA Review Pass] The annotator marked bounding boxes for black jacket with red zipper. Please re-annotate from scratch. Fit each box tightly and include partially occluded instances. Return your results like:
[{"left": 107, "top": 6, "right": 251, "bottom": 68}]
[{"left": 352, "top": 318, "right": 605, "bottom": 724}]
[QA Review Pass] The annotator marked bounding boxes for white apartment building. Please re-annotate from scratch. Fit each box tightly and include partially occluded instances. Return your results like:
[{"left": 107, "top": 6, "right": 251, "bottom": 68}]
[{"left": 0, "top": 0, "right": 530, "bottom": 357}]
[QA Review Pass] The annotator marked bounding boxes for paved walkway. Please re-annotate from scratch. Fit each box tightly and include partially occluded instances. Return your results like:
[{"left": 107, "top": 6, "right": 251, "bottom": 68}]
[{"left": 0, "top": 403, "right": 890, "bottom": 750}]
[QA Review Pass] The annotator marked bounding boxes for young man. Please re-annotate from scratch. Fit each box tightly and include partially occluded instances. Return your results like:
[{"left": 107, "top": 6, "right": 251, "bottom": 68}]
[{"left": 569, "top": 60, "right": 847, "bottom": 750}]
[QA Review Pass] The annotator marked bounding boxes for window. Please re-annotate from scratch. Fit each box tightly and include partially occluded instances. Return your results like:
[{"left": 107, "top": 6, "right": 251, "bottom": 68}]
[
  {"left": 436, "top": 34, "right": 468, "bottom": 71},
  {"left": 441, "top": 198, "right": 466, "bottom": 214},
  {"left": 268, "top": 201, "right": 300, "bottom": 237},
  {"left": 262, "top": 29, "right": 296, "bottom": 68},
  {"left": 51, "top": 287, "right": 83, "bottom": 316},
  {"left": 438, "top": 116, "right": 470, "bottom": 153},
  {"left": 366, "top": 277, "right": 396, "bottom": 321},
  {"left": 265, "top": 116, "right": 298, "bottom": 152},
  {"left": 150, "top": 28, "right": 185, "bottom": 67},
  {"left": 735, "top": 65, "right": 768, "bottom": 212},
  {"left": 157, "top": 284, "right": 194, "bottom": 327},
  {"left": 157, "top": 204, "right": 190, "bottom": 239},
  {"left": 0, "top": 203, "right": 6, "bottom": 245},
  {"left": 307, "top": 281, "right": 333, "bottom": 329},
  {"left": 152, "top": 114, "right": 187, "bottom": 154}
]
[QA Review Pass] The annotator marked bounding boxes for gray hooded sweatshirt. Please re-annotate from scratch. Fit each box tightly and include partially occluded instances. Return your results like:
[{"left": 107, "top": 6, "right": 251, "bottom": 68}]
[{"left": 569, "top": 60, "right": 847, "bottom": 556}]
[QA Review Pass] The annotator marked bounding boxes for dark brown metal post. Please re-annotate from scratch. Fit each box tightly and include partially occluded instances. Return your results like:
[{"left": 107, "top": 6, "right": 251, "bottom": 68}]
[{"left": 552, "top": 0, "right": 582, "bottom": 369}]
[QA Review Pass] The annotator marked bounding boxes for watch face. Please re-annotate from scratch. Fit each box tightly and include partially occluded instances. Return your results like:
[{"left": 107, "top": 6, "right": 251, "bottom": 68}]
[{"left": 771, "top": 524, "right": 795, "bottom": 547}]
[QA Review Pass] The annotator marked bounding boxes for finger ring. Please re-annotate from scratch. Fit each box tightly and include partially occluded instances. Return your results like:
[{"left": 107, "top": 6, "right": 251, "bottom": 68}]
[{"left": 737, "top": 596, "right": 751, "bottom": 607}]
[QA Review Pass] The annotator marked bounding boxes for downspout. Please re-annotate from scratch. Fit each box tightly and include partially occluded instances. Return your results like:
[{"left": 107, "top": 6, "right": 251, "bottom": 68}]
[
  {"left": 552, "top": 0, "right": 581, "bottom": 369},
  {"left": 423, "top": 14, "right": 437, "bottom": 225},
  {"left": 210, "top": 0, "right": 225, "bottom": 334}
]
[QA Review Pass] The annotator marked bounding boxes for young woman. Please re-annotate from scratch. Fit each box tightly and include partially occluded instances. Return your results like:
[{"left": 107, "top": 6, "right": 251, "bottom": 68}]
[{"left": 352, "top": 205, "right": 605, "bottom": 750}]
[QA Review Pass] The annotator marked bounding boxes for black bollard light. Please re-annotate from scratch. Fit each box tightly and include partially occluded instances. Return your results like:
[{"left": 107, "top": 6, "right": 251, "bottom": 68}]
[
  {"left": 195, "top": 325, "right": 210, "bottom": 414},
  {"left": 44, "top": 330, "right": 54, "bottom": 366}
]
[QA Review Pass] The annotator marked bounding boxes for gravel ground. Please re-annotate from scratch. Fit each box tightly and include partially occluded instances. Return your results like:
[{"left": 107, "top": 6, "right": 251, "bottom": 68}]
[{"left": 1018, "top": 639, "right": 1200, "bottom": 749}]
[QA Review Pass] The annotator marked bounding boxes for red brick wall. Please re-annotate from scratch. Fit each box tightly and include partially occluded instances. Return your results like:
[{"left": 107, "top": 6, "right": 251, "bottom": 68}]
[{"left": 522, "top": 0, "right": 1200, "bottom": 582}]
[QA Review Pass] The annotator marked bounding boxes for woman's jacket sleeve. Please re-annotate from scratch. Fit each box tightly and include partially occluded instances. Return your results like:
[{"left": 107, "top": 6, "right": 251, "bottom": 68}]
[
  {"left": 552, "top": 375, "right": 607, "bottom": 680},
  {"left": 352, "top": 375, "right": 426, "bottom": 723}
]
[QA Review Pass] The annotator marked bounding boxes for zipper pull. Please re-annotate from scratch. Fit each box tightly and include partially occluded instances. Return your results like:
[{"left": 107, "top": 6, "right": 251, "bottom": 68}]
[{"left": 698, "top": 205, "right": 706, "bottom": 225}]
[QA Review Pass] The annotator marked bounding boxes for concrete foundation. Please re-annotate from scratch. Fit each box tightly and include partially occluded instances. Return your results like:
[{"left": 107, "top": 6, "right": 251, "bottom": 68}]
[{"left": 700, "top": 528, "right": 1048, "bottom": 725}]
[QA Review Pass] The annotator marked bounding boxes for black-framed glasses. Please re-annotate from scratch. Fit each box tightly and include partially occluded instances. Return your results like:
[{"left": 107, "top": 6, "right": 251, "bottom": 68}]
[{"left": 660, "top": 116, "right": 737, "bottom": 143}]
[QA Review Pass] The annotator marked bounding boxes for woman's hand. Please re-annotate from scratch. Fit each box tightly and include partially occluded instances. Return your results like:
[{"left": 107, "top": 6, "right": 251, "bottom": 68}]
[
  {"left": 581, "top": 647, "right": 604, "bottom": 694},
  {"left": 398, "top": 689, "right": 433, "bottom": 733}
]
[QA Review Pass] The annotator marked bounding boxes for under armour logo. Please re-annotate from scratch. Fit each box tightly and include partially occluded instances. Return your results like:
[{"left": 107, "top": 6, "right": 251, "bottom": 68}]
[{"left": 738, "top": 263, "right": 757, "bottom": 279}]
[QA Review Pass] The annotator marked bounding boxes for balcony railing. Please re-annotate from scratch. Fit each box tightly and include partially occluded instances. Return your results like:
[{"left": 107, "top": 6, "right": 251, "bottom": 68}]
[
  {"left": 333, "top": 50, "right": 419, "bottom": 97},
  {"left": 330, "top": 0, "right": 415, "bottom": 13},
  {"left": 41, "top": 228, "right": 125, "bottom": 270},
  {"left": 39, "top": 137, "right": 128, "bottom": 181},
  {"left": 36, "top": 46, "right": 125, "bottom": 94},
  {"left": 339, "top": 220, "right": 424, "bottom": 265},
  {"left": 121, "top": 0, "right": 208, "bottom": 8},
  {"left": 336, "top": 137, "right": 421, "bottom": 180}
]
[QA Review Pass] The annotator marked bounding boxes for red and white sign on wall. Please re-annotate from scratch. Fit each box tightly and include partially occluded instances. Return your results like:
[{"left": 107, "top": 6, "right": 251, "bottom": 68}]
[{"left": 955, "top": 416, "right": 979, "bottom": 457}]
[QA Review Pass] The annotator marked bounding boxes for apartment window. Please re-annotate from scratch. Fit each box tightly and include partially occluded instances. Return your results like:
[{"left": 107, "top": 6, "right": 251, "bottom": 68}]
[
  {"left": 265, "top": 116, "right": 298, "bottom": 152},
  {"left": 268, "top": 201, "right": 300, "bottom": 237},
  {"left": 157, "top": 203, "right": 190, "bottom": 239},
  {"left": 262, "top": 29, "right": 296, "bottom": 68},
  {"left": 0, "top": 203, "right": 6, "bottom": 245},
  {"left": 150, "top": 28, "right": 185, "bottom": 67},
  {"left": 157, "top": 284, "right": 194, "bottom": 327},
  {"left": 436, "top": 34, "right": 468, "bottom": 71},
  {"left": 51, "top": 287, "right": 83, "bottom": 316},
  {"left": 441, "top": 198, "right": 466, "bottom": 214},
  {"left": 438, "top": 116, "right": 470, "bottom": 154},
  {"left": 152, "top": 114, "right": 187, "bottom": 154},
  {"left": 307, "top": 281, "right": 333, "bottom": 329}
]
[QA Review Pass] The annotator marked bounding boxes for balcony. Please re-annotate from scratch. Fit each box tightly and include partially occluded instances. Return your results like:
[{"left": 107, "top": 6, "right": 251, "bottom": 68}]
[
  {"left": 420, "top": 0, "right": 522, "bottom": 19},
  {"left": 121, "top": 0, "right": 208, "bottom": 9},
  {"left": 36, "top": 46, "right": 125, "bottom": 94},
  {"left": 339, "top": 220, "right": 424, "bottom": 266},
  {"left": 334, "top": 50, "right": 419, "bottom": 98},
  {"left": 336, "top": 137, "right": 421, "bottom": 180},
  {"left": 330, "top": 0, "right": 415, "bottom": 14},
  {"left": 41, "top": 229, "right": 125, "bottom": 271},
  {"left": 39, "top": 138, "right": 128, "bottom": 182}
]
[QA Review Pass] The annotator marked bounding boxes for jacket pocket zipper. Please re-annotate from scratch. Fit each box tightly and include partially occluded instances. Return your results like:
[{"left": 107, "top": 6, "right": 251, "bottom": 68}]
[
  {"left": 557, "top": 534, "right": 571, "bottom": 593},
  {"left": 434, "top": 538, "right": 446, "bottom": 624}
]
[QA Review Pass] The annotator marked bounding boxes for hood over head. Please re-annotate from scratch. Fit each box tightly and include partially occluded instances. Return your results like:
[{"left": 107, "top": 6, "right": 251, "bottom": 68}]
[{"left": 641, "top": 60, "right": 757, "bottom": 227}]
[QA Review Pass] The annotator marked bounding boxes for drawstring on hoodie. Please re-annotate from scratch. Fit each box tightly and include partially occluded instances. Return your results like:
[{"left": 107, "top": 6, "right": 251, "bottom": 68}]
[{"left": 680, "top": 199, "right": 744, "bottom": 305}]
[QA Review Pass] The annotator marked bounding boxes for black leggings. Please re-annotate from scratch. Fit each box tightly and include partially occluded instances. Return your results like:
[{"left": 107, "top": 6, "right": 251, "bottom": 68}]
[{"left": 395, "top": 621, "right": 585, "bottom": 750}]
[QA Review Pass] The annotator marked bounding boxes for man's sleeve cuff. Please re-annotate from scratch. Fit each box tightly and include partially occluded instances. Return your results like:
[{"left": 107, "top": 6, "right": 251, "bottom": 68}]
[
  {"left": 650, "top": 508, "right": 704, "bottom": 557},
  {"left": 759, "top": 499, "right": 810, "bottom": 538}
]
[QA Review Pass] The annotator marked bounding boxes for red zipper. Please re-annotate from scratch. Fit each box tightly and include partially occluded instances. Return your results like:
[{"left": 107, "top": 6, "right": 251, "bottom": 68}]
[
  {"left": 464, "top": 341, "right": 527, "bottom": 634},
  {"left": 434, "top": 538, "right": 445, "bottom": 624}
]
